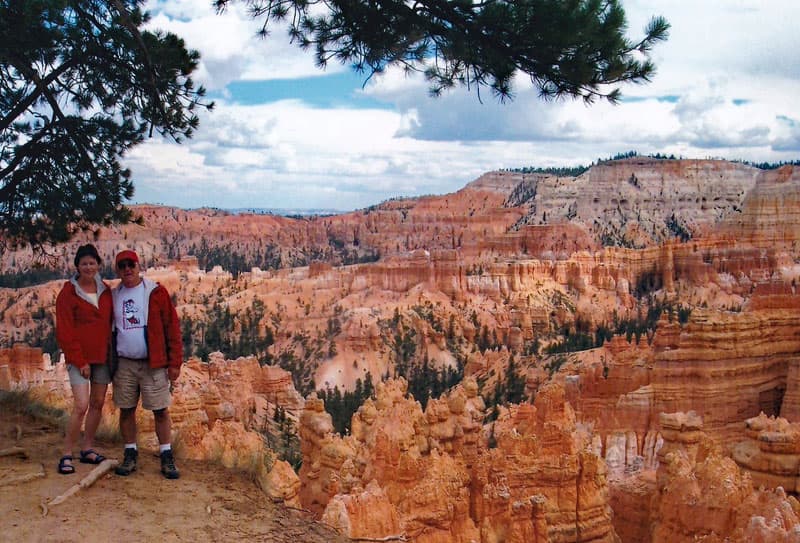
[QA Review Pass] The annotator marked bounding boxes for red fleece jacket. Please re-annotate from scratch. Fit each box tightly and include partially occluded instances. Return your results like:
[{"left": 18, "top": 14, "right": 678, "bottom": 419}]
[
  {"left": 55, "top": 280, "right": 112, "bottom": 369},
  {"left": 143, "top": 283, "right": 183, "bottom": 370}
]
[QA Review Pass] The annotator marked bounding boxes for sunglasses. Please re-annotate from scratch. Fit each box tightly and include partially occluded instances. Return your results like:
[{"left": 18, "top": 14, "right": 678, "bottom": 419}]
[{"left": 117, "top": 260, "right": 137, "bottom": 270}]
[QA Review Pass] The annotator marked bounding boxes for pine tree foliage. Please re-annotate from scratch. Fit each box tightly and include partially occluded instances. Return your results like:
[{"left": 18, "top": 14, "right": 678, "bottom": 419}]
[
  {"left": 217, "top": 0, "right": 669, "bottom": 102},
  {"left": 318, "top": 373, "right": 375, "bottom": 435},
  {"left": 0, "top": 0, "right": 213, "bottom": 252}
]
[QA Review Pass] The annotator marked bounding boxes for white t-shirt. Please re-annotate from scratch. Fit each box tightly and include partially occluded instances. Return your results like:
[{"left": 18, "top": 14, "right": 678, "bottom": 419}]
[
  {"left": 114, "top": 282, "right": 148, "bottom": 359},
  {"left": 82, "top": 291, "right": 99, "bottom": 307}
]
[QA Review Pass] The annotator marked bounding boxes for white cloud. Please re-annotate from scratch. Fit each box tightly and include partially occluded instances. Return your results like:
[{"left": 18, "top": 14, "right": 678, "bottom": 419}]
[
  {"left": 368, "top": 2, "right": 800, "bottom": 156},
  {"left": 128, "top": 1, "right": 800, "bottom": 210},
  {"left": 144, "top": 0, "right": 343, "bottom": 90}
]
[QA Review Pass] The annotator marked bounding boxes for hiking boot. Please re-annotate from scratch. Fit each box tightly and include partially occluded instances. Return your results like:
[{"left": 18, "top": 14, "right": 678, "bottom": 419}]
[
  {"left": 115, "top": 448, "right": 138, "bottom": 476},
  {"left": 160, "top": 449, "right": 180, "bottom": 479}
]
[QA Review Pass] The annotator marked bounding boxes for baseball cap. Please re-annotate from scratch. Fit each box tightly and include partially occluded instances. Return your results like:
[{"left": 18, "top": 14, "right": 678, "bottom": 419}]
[{"left": 115, "top": 250, "right": 140, "bottom": 266}]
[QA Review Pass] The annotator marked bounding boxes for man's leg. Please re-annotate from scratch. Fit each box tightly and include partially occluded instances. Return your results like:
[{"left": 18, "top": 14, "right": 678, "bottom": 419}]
[
  {"left": 142, "top": 366, "right": 178, "bottom": 479},
  {"left": 154, "top": 408, "right": 179, "bottom": 479},
  {"left": 119, "top": 406, "right": 137, "bottom": 443},
  {"left": 153, "top": 408, "right": 171, "bottom": 445},
  {"left": 115, "top": 406, "right": 139, "bottom": 476}
]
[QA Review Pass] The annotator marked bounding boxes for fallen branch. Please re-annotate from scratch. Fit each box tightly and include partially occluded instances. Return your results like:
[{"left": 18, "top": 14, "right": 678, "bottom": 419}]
[
  {"left": 283, "top": 504, "right": 313, "bottom": 514},
  {"left": 44, "top": 458, "right": 118, "bottom": 513},
  {"left": 318, "top": 520, "right": 409, "bottom": 541},
  {"left": 0, "top": 464, "right": 45, "bottom": 487},
  {"left": 351, "top": 536, "right": 408, "bottom": 542},
  {"left": 0, "top": 446, "right": 27, "bottom": 458}
]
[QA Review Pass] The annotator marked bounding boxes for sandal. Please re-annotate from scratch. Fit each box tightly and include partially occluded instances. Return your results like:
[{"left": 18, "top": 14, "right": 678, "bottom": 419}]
[
  {"left": 79, "top": 449, "right": 106, "bottom": 464},
  {"left": 58, "top": 455, "right": 75, "bottom": 475}
]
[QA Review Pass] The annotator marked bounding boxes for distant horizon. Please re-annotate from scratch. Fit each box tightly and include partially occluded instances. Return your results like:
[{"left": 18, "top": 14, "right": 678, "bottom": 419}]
[
  {"left": 128, "top": 202, "right": 352, "bottom": 214},
  {"left": 131, "top": 153, "right": 800, "bottom": 213},
  {"left": 214, "top": 207, "right": 347, "bottom": 216}
]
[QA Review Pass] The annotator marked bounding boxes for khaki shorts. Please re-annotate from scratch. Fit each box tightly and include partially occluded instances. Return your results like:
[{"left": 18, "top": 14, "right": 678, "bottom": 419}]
[{"left": 112, "top": 357, "right": 171, "bottom": 411}]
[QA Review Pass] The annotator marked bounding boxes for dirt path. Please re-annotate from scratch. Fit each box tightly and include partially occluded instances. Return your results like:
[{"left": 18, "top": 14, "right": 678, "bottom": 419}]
[{"left": 0, "top": 408, "right": 348, "bottom": 543}]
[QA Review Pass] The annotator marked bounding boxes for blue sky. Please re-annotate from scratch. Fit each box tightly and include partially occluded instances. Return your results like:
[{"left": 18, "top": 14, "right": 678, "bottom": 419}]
[{"left": 128, "top": 0, "right": 800, "bottom": 211}]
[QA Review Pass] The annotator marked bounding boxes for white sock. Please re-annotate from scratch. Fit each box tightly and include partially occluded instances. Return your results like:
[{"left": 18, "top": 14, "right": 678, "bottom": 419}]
[
  {"left": 159, "top": 444, "right": 172, "bottom": 453},
  {"left": 125, "top": 443, "right": 137, "bottom": 450}
]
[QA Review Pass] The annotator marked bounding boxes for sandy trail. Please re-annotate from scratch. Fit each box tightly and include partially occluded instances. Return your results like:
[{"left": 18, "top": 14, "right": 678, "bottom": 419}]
[{"left": 0, "top": 408, "right": 348, "bottom": 543}]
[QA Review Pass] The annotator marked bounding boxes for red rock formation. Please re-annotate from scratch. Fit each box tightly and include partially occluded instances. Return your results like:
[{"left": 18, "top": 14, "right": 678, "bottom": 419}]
[
  {"left": 185, "top": 354, "right": 305, "bottom": 425},
  {"left": 258, "top": 458, "right": 302, "bottom": 508},
  {"left": 425, "top": 377, "right": 486, "bottom": 465},
  {"left": 560, "top": 290, "right": 800, "bottom": 467},
  {"left": 650, "top": 308, "right": 800, "bottom": 446},
  {"left": 321, "top": 480, "right": 401, "bottom": 539},
  {"left": 472, "top": 384, "right": 617, "bottom": 543},
  {"left": 733, "top": 413, "right": 800, "bottom": 493},
  {"left": 576, "top": 158, "right": 759, "bottom": 246},
  {"left": 179, "top": 419, "right": 264, "bottom": 471},
  {"left": 0, "top": 344, "right": 46, "bottom": 385},
  {"left": 300, "top": 380, "right": 618, "bottom": 542},
  {"left": 607, "top": 471, "right": 655, "bottom": 543},
  {"left": 297, "top": 393, "right": 353, "bottom": 514},
  {"left": 651, "top": 417, "right": 800, "bottom": 543},
  {"left": 656, "top": 411, "right": 710, "bottom": 464},
  {"left": 721, "top": 165, "right": 800, "bottom": 251}
]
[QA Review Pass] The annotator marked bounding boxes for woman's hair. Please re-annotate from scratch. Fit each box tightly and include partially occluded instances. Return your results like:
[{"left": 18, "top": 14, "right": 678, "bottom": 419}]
[{"left": 73, "top": 244, "right": 102, "bottom": 267}]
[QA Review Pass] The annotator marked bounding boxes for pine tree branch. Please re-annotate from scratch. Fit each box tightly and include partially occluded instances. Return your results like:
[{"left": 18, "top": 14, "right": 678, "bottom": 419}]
[
  {"left": 6, "top": 55, "right": 102, "bottom": 184},
  {"left": 0, "top": 58, "right": 77, "bottom": 133}
]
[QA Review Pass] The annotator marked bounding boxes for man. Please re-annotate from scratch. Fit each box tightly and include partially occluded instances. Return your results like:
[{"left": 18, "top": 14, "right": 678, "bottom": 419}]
[{"left": 111, "top": 249, "right": 183, "bottom": 479}]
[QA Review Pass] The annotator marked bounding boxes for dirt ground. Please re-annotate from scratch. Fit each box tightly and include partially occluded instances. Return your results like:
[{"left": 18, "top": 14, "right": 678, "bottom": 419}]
[{"left": 0, "top": 407, "right": 349, "bottom": 543}]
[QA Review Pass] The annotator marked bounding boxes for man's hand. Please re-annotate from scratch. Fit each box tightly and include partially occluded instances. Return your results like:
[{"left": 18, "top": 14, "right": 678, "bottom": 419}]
[
  {"left": 167, "top": 366, "right": 180, "bottom": 382},
  {"left": 80, "top": 365, "right": 90, "bottom": 379}
]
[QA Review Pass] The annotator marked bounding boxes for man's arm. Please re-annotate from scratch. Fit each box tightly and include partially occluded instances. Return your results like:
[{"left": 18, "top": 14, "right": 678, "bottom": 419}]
[{"left": 158, "top": 287, "right": 183, "bottom": 381}]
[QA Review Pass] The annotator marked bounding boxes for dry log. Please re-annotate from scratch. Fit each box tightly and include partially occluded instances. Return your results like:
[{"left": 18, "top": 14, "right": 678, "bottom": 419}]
[
  {"left": 0, "top": 464, "right": 45, "bottom": 487},
  {"left": 0, "top": 446, "right": 27, "bottom": 458},
  {"left": 283, "top": 504, "right": 313, "bottom": 514},
  {"left": 319, "top": 521, "right": 409, "bottom": 541},
  {"left": 350, "top": 536, "right": 408, "bottom": 542},
  {"left": 45, "top": 458, "right": 119, "bottom": 512}
]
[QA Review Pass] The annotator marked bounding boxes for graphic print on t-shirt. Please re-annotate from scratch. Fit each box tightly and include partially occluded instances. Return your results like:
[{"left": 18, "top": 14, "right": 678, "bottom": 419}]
[{"left": 122, "top": 297, "right": 144, "bottom": 329}]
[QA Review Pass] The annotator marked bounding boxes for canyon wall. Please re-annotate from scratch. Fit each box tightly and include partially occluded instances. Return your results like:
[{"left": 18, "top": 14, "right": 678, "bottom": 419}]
[{"left": 3, "top": 159, "right": 800, "bottom": 541}]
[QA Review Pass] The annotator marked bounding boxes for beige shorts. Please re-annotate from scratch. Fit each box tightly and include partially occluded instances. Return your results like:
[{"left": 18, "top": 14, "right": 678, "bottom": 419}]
[{"left": 112, "top": 357, "right": 171, "bottom": 411}]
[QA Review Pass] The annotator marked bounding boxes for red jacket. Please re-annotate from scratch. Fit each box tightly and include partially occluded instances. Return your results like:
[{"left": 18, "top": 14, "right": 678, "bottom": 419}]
[
  {"left": 55, "top": 277, "right": 112, "bottom": 369},
  {"left": 112, "top": 278, "right": 182, "bottom": 371}
]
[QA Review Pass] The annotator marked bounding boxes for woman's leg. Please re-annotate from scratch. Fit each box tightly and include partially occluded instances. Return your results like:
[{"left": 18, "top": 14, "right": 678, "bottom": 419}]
[
  {"left": 63, "top": 382, "right": 90, "bottom": 461},
  {"left": 81, "top": 382, "right": 108, "bottom": 452}
]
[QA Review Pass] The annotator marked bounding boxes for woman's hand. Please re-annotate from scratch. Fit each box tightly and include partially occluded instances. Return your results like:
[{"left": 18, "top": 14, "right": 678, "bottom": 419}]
[{"left": 80, "top": 365, "right": 90, "bottom": 379}]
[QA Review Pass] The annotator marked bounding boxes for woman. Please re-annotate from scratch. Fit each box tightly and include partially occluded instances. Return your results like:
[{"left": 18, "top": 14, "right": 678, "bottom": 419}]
[{"left": 55, "top": 244, "right": 113, "bottom": 474}]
